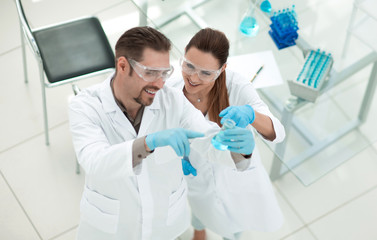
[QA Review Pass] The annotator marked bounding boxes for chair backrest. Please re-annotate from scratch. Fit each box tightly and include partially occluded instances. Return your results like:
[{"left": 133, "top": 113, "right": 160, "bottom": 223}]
[
  {"left": 15, "top": 0, "right": 42, "bottom": 60},
  {"left": 15, "top": 0, "right": 115, "bottom": 85}
]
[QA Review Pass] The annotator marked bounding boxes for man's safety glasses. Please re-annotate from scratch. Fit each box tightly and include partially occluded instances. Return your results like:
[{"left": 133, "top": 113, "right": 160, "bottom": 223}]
[
  {"left": 179, "top": 57, "right": 223, "bottom": 82},
  {"left": 128, "top": 58, "right": 174, "bottom": 82}
]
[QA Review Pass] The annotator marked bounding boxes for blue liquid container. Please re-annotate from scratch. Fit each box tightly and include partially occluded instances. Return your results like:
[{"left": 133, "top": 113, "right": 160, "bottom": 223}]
[
  {"left": 211, "top": 119, "right": 236, "bottom": 151},
  {"left": 239, "top": 16, "right": 259, "bottom": 37},
  {"left": 260, "top": 0, "right": 272, "bottom": 13}
]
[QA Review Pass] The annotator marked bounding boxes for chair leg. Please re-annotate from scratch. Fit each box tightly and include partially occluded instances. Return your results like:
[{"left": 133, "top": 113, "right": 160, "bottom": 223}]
[
  {"left": 38, "top": 61, "right": 49, "bottom": 146},
  {"left": 20, "top": 26, "right": 28, "bottom": 84},
  {"left": 138, "top": 0, "right": 148, "bottom": 26},
  {"left": 72, "top": 84, "right": 81, "bottom": 96},
  {"left": 76, "top": 157, "right": 81, "bottom": 174},
  {"left": 72, "top": 84, "right": 81, "bottom": 174}
]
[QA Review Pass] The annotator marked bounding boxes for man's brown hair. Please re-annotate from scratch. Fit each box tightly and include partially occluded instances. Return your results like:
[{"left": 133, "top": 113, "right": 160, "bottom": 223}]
[{"left": 115, "top": 26, "right": 171, "bottom": 74}]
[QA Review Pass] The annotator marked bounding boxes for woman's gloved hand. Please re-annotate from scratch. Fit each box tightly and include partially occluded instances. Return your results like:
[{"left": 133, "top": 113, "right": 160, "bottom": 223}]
[
  {"left": 217, "top": 127, "right": 255, "bottom": 155},
  {"left": 219, "top": 105, "right": 255, "bottom": 128},
  {"left": 145, "top": 128, "right": 204, "bottom": 157}
]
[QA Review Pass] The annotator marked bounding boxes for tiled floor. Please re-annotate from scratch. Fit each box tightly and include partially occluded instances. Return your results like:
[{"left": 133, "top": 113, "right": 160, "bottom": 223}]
[{"left": 1, "top": 0, "right": 377, "bottom": 239}]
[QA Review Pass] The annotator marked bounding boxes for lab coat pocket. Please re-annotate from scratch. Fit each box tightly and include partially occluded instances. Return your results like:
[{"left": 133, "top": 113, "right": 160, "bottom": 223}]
[
  {"left": 80, "top": 186, "right": 120, "bottom": 234},
  {"left": 166, "top": 178, "right": 188, "bottom": 226},
  {"left": 221, "top": 166, "right": 266, "bottom": 194}
]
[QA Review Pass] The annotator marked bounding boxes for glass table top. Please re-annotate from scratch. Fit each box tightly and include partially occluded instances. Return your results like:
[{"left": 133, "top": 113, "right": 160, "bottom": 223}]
[{"left": 132, "top": 0, "right": 377, "bottom": 185}]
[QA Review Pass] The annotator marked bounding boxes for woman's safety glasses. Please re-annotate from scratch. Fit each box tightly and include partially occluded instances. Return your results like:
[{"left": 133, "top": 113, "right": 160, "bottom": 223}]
[
  {"left": 128, "top": 58, "right": 174, "bottom": 82},
  {"left": 180, "top": 57, "right": 223, "bottom": 82}
]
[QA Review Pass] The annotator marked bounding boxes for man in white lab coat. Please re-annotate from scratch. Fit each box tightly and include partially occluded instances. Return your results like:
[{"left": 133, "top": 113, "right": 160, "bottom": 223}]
[{"left": 69, "top": 27, "right": 251, "bottom": 240}]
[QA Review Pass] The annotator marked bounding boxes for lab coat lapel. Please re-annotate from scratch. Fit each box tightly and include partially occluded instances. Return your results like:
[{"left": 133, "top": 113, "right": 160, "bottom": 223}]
[
  {"left": 114, "top": 109, "right": 137, "bottom": 139},
  {"left": 138, "top": 92, "right": 160, "bottom": 137},
  {"left": 100, "top": 76, "right": 137, "bottom": 139}
]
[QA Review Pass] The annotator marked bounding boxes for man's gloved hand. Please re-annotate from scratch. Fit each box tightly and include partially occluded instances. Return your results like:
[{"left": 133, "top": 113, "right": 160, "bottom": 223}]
[
  {"left": 217, "top": 127, "right": 255, "bottom": 155},
  {"left": 219, "top": 105, "right": 255, "bottom": 128},
  {"left": 145, "top": 128, "right": 204, "bottom": 157},
  {"left": 181, "top": 157, "right": 197, "bottom": 176}
]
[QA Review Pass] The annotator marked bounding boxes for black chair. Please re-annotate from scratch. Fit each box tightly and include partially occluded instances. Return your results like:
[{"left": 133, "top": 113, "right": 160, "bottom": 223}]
[{"left": 15, "top": 0, "right": 115, "bottom": 146}]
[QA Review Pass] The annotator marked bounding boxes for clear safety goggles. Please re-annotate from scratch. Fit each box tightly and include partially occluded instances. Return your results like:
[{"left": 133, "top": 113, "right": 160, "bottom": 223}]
[
  {"left": 179, "top": 57, "right": 224, "bottom": 82},
  {"left": 128, "top": 58, "right": 174, "bottom": 82}
]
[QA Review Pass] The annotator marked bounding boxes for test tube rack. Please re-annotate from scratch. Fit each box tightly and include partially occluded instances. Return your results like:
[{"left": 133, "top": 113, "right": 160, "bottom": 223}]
[
  {"left": 288, "top": 49, "right": 334, "bottom": 102},
  {"left": 269, "top": 6, "right": 299, "bottom": 50}
]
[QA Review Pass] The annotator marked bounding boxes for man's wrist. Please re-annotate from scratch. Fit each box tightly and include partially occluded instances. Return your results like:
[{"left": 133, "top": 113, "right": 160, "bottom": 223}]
[
  {"left": 132, "top": 137, "right": 153, "bottom": 168},
  {"left": 144, "top": 136, "right": 153, "bottom": 153}
]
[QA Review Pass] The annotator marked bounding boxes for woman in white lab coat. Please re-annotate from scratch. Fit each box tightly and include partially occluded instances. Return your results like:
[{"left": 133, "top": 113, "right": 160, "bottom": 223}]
[{"left": 167, "top": 28, "right": 285, "bottom": 240}]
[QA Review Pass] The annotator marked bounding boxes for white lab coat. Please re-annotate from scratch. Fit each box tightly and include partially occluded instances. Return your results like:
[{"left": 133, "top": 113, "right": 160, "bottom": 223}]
[
  {"left": 167, "top": 70, "right": 285, "bottom": 238},
  {"left": 69, "top": 73, "right": 237, "bottom": 240}
]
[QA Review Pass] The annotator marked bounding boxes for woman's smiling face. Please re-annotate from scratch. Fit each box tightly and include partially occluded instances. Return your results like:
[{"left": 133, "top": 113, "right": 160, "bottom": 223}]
[{"left": 182, "top": 47, "right": 223, "bottom": 96}]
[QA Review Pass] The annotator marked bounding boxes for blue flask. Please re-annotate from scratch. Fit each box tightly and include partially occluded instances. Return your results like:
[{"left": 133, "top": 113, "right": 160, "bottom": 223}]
[
  {"left": 239, "top": 2, "right": 259, "bottom": 37},
  {"left": 211, "top": 119, "right": 236, "bottom": 150},
  {"left": 260, "top": 0, "right": 272, "bottom": 13}
]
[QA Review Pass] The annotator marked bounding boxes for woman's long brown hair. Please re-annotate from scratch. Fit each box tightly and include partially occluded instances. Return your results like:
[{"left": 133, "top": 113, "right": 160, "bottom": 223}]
[{"left": 185, "top": 28, "right": 230, "bottom": 126}]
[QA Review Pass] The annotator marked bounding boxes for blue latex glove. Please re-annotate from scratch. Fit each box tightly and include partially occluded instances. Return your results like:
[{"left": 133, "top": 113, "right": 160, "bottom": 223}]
[
  {"left": 145, "top": 128, "right": 204, "bottom": 157},
  {"left": 216, "top": 127, "right": 255, "bottom": 155},
  {"left": 219, "top": 105, "right": 255, "bottom": 128},
  {"left": 181, "top": 157, "right": 197, "bottom": 176}
]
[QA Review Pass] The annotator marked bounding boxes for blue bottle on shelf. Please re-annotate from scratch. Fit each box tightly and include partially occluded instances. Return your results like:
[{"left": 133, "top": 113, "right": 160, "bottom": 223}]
[{"left": 211, "top": 119, "right": 236, "bottom": 151}]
